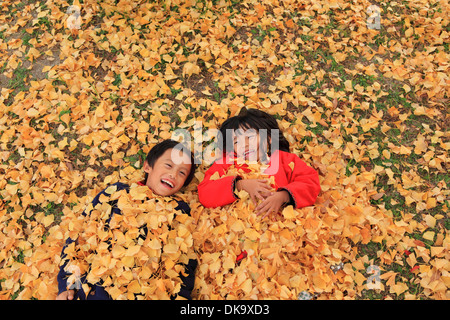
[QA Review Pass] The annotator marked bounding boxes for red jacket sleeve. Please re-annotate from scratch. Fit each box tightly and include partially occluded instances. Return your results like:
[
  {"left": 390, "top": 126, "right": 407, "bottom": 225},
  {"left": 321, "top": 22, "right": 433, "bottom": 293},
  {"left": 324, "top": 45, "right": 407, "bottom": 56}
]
[
  {"left": 197, "top": 161, "right": 240, "bottom": 208},
  {"left": 277, "top": 152, "right": 321, "bottom": 209}
]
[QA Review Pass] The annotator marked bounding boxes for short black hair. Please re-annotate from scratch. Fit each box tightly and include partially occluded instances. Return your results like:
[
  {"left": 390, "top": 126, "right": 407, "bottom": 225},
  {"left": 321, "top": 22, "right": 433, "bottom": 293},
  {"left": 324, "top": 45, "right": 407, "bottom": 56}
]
[
  {"left": 143, "top": 139, "right": 196, "bottom": 187},
  {"left": 218, "top": 107, "right": 290, "bottom": 156}
]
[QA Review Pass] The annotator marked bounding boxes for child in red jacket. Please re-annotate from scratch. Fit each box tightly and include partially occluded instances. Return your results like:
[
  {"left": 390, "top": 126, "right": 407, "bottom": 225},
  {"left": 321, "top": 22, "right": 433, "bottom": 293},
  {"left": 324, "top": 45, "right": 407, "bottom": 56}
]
[{"left": 198, "top": 108, "right": 321, "bottom": 219}]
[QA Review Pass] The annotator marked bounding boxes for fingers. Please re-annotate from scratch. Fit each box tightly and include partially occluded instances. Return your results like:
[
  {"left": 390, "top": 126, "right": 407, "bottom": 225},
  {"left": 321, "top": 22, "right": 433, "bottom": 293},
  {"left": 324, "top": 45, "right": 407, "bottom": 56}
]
[
  {"left": 255, "top": 192, "right": 265, "bottom": 202},
  {"left": 250, "top": 192, "right": 265, "bottom": 205},
  {"left": 255, "top": 200, "right": 274, "bottom": 217},
  {"left": 261, "top": 190, "right": 273, "bottom": 197},
  {"left": 250, "top": 194, "right": 257, "bottom": 205},
  {"left": 255, "top": 200, "right": 265, "bottom": 213},
  {"left": 262, "top": 209, "right": 280, "bottom": 221},
  {"left": 251, "top": 188, "right": 272, "bottom": 205},
  {"left": 255, "top": 195, "right": 283, "bottom": 219},
  {"left": 56, "top": 290, "right": 75, "bottom": 300},
  {"left": 257, "top": 180, "right": 273, "bottom": 190},
  {"left": 67, "top": 290, "right": 74, "bottom": 300},
  {"left": 261, "top": 208, "right": 274, "bottom": 220},
  {"left": 255, "top": 181, "right": 273, "bottom": 197}
]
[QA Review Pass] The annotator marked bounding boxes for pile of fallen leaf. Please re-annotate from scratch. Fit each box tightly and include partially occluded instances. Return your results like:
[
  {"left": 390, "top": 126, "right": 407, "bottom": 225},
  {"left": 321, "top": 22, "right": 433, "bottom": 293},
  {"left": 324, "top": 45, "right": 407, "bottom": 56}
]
[
  {"left": 0, "top": 0, "right": 448, "bottom": 299},
  {"left": 190, "top": 145, "right": 446, "bottom": 299},
  {"left": 60, "top": 183, "right": 196, "bottom": 300}
]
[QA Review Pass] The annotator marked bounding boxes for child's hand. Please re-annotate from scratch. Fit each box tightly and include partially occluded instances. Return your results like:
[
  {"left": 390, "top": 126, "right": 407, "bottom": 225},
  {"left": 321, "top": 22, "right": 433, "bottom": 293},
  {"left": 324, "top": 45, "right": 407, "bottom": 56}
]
[
  {"left": 255, "top": 190, "right": 290, "bottom": 219},
  {"left": 56, "top": 290, "right": 75, "bottom": 300},
  {"left": 236, "top": 179, "right": 273, "bottom": 205}
]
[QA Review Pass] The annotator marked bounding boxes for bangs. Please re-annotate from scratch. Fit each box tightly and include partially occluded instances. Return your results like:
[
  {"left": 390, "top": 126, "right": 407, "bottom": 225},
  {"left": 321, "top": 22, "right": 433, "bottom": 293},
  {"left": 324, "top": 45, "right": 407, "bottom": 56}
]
[
  {"left": 219, "top": 117, "right": 255, "bottom": 132},
  {"left": 218, "top": 115, "right": 268, "bottom": 153},
  {"left": 217, "top": 108, "right": 291, "bottom": 155}
]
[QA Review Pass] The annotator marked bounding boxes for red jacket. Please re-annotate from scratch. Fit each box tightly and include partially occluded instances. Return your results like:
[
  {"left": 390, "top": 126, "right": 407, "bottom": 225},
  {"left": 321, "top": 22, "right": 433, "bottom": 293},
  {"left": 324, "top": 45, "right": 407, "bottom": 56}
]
[{"left": 198, "top": 150, "right": 321, "bottom": 209}]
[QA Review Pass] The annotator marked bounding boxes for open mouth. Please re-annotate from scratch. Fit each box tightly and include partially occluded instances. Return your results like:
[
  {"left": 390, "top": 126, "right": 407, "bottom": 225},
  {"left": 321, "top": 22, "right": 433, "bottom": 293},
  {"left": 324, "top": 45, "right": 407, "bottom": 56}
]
[{"left": 160, "top": 179, "right": 175, "bottom": 189}]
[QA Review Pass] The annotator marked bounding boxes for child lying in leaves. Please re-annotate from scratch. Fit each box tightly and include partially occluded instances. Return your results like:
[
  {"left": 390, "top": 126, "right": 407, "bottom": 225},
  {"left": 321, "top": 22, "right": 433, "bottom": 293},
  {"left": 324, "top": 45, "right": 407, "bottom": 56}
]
[
  {"left": 56, "top": 140, "right": 198, "bottom": 300},
  {"left": 194, "top": 109, "right": 324, "bottom": 299},
  {"left": 198, "top": 108, "right": 321, "bottom": 217}
]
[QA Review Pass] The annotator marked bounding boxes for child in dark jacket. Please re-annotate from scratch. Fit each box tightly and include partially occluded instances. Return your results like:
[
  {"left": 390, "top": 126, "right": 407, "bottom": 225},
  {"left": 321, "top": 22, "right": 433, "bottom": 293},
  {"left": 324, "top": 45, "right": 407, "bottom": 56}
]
[
  {"left": 198, "top": 108, "right": 321, "bottom": 218},
  {"left": 56, "top": 140, "right": 198, "bottom": 300}
]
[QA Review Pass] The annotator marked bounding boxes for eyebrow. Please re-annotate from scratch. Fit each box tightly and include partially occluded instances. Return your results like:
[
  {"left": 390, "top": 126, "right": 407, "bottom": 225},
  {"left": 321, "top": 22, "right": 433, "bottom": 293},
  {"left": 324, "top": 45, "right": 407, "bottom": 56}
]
[
  {"left": 163, "top": 156, "right": 191, "bottom": 168},
  {"left": 233, "top": 132, "right": 257, "bottom": 141}
]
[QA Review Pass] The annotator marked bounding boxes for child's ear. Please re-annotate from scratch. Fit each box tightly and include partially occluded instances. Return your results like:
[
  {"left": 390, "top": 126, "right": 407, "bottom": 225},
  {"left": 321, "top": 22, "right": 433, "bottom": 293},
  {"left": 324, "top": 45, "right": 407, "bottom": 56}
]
[{"left": 143, "top": 160, "right": 152, "bottom": 174}]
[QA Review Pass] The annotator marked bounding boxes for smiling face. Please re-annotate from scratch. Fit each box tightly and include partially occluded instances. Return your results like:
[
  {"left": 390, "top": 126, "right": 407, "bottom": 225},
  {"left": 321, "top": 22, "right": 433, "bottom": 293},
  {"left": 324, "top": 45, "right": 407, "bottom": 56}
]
[{"left": 143, "top": 148, "right": 192, "bottom": 196}]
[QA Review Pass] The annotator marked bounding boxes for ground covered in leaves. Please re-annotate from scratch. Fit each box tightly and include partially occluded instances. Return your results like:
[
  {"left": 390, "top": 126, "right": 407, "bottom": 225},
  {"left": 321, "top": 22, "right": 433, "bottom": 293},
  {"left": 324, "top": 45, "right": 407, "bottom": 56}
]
[{"left": 0, "top": 0, "right": 448, "bottom": 299}]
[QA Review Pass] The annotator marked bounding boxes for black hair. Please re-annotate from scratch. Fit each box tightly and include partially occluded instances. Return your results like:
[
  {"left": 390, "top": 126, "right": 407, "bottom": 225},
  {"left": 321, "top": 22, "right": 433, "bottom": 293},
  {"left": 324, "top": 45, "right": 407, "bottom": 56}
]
[
  {"left": 143, "top": 139, "right": 196, "bottom": 187},
  {"left": 217, "top": 108, "right": 290, "bottom": 156}
]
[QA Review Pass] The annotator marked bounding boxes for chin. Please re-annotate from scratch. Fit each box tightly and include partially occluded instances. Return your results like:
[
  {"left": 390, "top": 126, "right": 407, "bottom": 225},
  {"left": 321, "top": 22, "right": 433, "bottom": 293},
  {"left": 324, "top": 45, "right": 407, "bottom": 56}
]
[
  {"left": 155, "top": 189, "right": 171, "bottom": 196},
  {"left": 158, "top": 188, "right": 180, "bottom": 197}
]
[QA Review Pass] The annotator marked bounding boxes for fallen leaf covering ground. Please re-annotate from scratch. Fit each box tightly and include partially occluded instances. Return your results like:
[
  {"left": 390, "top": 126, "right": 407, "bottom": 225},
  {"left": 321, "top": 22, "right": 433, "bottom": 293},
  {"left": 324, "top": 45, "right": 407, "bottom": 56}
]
[
  {"left": 60, "top": 183, "right": 197, "bottom": 300},
  {"left": 0, "top": 0, "right": 448, "bottom": 300}
]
